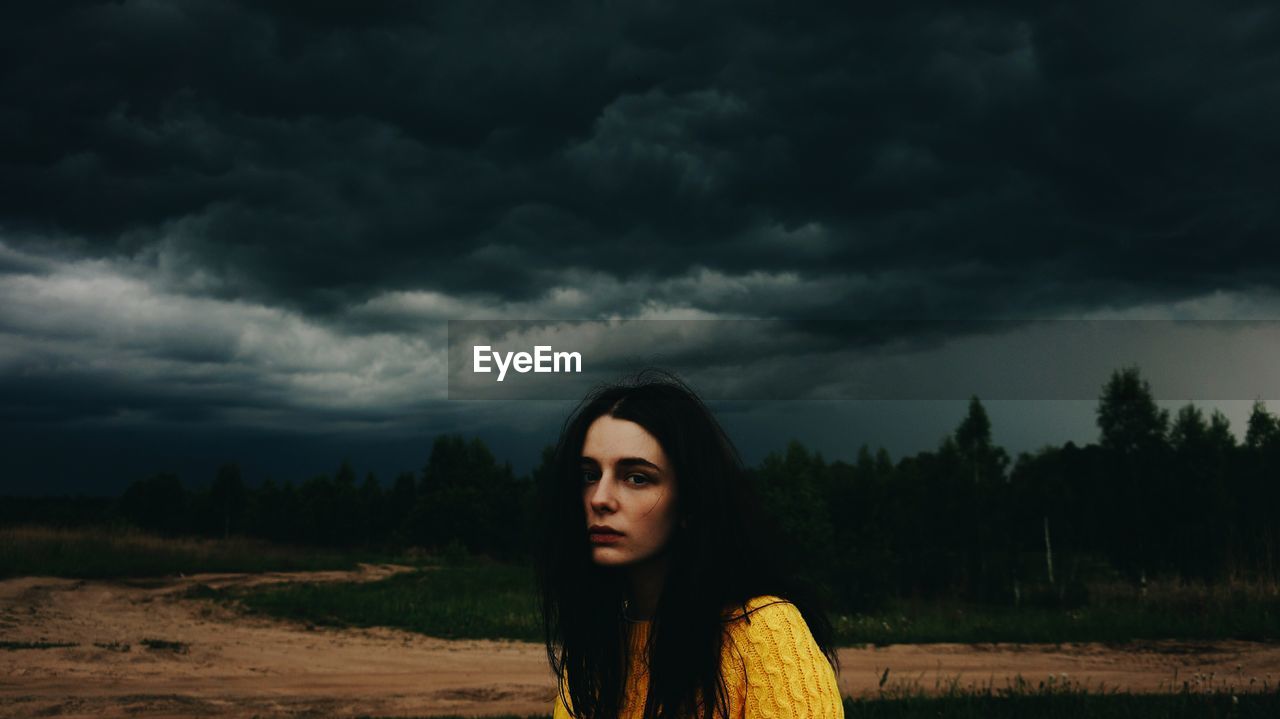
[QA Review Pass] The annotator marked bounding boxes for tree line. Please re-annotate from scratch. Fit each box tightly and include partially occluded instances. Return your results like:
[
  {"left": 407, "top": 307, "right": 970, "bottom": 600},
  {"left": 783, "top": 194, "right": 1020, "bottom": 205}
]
[
  {"left": 5, "top": 366, "right": 1278, "bottom": 610},
  {"left": 108, "top": 435, "right": 538, "bottom": 559},
  {"left": 757, "top": 367, "right": 1280, "bottom": 611}
]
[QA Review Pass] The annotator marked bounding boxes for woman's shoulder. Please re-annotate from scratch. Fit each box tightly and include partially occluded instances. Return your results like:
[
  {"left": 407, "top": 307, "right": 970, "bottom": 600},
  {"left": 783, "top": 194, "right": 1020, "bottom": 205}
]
[
  {"left": 722, "top": 594, "right": 792, "bottom": 618},
  {"left": 720, "top": 594, "right": 832, "bottom": 674},
  {"left": 721, "top": 595, "right": 810, "bottom": 640},
  {"left": 719, "top": 595, "right": 843, "bottom": 716}
]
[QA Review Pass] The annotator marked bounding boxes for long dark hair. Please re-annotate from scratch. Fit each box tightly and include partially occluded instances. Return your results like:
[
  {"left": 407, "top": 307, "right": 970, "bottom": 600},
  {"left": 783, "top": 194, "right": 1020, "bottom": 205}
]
[{"left": 536, "top": 370, "right": 836, "bottom": 719}]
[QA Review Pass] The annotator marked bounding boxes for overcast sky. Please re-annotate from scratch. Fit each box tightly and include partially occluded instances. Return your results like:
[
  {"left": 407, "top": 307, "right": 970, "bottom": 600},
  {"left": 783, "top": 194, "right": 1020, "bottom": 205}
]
[{"left": 3, "top": 2, "right": 1279, "bottom": 494}]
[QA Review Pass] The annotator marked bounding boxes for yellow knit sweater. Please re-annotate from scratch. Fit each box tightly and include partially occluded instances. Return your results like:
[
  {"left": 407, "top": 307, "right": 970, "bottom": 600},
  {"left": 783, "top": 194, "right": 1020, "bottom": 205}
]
[{"left": 551, "top": 596, "right": 844, "bottom": 719}]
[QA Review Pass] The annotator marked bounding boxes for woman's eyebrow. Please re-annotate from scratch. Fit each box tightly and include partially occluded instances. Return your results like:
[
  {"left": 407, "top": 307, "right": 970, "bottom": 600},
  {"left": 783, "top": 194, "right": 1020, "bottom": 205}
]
[
  {"left": 579, "top": 456, "right": 662, "bottom": 471},
  {"left": 617, "top": 457, "right": 661, "bottom": 471}
]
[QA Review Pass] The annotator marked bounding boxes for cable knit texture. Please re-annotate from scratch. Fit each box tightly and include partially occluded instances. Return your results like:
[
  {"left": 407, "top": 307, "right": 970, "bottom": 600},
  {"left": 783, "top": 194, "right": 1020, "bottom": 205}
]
[{"left": 552, "top": 595, "right": 843, "bottom": 718}]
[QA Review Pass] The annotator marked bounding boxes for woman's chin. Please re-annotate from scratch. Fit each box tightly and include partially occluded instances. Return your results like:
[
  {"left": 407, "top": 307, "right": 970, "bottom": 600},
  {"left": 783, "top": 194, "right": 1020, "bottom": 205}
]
[{"left": 590, "top": 546, "right": 630, "bottom": 566}]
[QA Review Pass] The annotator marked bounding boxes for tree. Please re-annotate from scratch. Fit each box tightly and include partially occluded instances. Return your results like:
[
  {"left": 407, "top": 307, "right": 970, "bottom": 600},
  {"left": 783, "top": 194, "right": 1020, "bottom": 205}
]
[
  {"left": 210, "top": 463, "right": 247, "bottom": 539},
  {"left": 1168, "top": 404, "right": 1230, "bottom": 580},
  {"left": 1169, "top": 404, "right": 1208, "bottom": 453},
  {"left": 412, "top": 435, "right": 524, "bottom": 556},
  {"left": 824, "top": 453, "right": 893, "bottom": 610},
  {"left": 1245, "top": 400, "right": 1280, "bottom": 450},
  {"left": 954, "top": 396, "right": 1009, "bottom": 483},
  {"left": 955, "top": 397, "right": 992, "bottom": 456},
  {"left": 1095, "top": 366, "right": 1171, "bottom": 582},
  {"left": 1096, "top": 367, "right": 1168, "bottom": 454},
  {"left": 331, "top": 460, "right": 360, "bottom": 545},
  {"left": 358, "top": 471, "right": 382, "bottom": 545},
  {"left": 1240, "top": 401, "right": 1280, "bottom": 578},
  {"left": 753, "top": 440, "right": 833, "bottom": 574},
  {"left": 853, "top": 445, "right": 875, "bottom": 485},
  {"left": 388, "top": 471, "right": 417, "bottom": 544},
  {"left": 1207, "top": 409, "right": 1236, "bottom": 453},
  {"left": 874, "top": 447, "right": 894, "bottom": 480},
  {"left": 118, "top": 473, "right": 187, "bottom": 534},
  {"left": 246, "top": 477, "right": 285, "bottom": 542},
  {"left": 335, "top": 460, "right": 358, "bottom": 487}
]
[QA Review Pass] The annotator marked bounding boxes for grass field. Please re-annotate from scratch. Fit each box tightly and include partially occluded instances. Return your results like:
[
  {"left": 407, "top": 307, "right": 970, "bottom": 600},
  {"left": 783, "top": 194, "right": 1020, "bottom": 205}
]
[
  {"left": 226, "top": 561, "right": 541, "bottom": 641},
  {"left": 215, "top": 563, "right": 1279, "bottom": 646},
  {"left": 4, "top": 525, "right": 1278, "bottom": 645},
  {"left": 349, "top": 687, "right": 1280, "bottom": 719},
  {"left": 0, "top": 525, "right": 411, "bottom": 578},
  {"left": 0, "top": 640, "right": 78, "bottom": 650},
  {"left": 839, "top": 689, "right": 1280, "bottom": 718},
  {"left": 6, "top": 527, "right": 1279, "bottom": 717},
  {"left": 832, "top": 576, "right": 1280, "bottom": 645}
]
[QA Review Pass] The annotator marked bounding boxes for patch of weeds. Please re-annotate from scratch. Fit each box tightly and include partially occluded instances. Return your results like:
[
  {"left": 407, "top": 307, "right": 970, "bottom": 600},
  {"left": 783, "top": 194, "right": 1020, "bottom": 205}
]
[
  {"left": 93, "top": 641, "right": 131, "bottom": 652},
  {"left": 236, "top": 563, "right": 540, "bottom": 641},
  {"left": 139, "top": 638, "right": 189, "bottom": 654},
  {"left": 439, "top": 539, "right": 471, "bottom": 567},
  {"left": 182, "top": 583, "right": 226, "bottom": 600},
  {"left": 355, "top": 711, "right": 550, "bottom": 716},
  {"left": 116, "top": 578, "right": 173, "bottom": 589},
  {"left": 0, "top": 640, "right": 77, "bottom": 650}
]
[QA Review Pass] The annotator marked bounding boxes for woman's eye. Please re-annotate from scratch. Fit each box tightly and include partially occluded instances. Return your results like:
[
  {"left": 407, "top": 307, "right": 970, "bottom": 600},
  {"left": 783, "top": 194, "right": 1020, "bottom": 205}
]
[
  {"left": 581, "top": 470, "right": 599, "bottom": 484},
  {"left": 625, "top": 474, "right": 651, "bottom": 486}
]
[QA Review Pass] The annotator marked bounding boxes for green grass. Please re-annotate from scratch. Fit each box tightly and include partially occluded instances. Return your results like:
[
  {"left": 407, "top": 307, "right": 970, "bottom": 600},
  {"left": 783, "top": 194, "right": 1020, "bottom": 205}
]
[
  {"left": 833, "top": 601, "right": 1280, "bottom": 645},
  {"left": 0, "top": 640, "right": 78, "bottom": 650},
  {"left": 93, "top": 640, "right": 131, "bottom": 652},
  {"left": 0, "top": 525, "right": 413, "bottom": 578},
  {"left": 6, "top": 525, "right": 1277, "bottom": 645},
  {"left": 351, "top": 688, "right": 1280, "bottom": 719},
  {"left": 223, "top": 562, "right": 1277, "bottom": 646},
  {"left": 139, "top": 638, "right": 189, "bottom": 653},
  {"left": 230, "top": 561, "right": 541, "bottom": 641},
  {"left": 834, "top": 579, "right": 1280, "bottom": 645},
  {"left": 842, "top": 691, "right": 1280, "bottom": 718}
]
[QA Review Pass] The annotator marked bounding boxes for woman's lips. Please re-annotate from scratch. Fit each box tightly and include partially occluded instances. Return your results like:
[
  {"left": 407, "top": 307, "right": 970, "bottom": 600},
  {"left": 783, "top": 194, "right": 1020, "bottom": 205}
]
[{"left": 589, "top": 528, "right": 623, "bottom": 544}]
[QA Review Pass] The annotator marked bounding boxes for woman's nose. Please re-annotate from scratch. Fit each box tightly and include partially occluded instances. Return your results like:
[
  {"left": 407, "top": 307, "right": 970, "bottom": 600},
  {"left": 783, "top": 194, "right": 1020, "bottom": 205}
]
[{"left": 589, "top": 476, "right": 619, "bottom": 512}]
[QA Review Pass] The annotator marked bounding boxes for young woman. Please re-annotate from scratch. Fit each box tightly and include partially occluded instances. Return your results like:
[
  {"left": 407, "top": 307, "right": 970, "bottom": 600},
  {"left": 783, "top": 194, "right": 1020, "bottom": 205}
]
[{"left": 536, "top": 372, "right": 843, "bottom": 719}]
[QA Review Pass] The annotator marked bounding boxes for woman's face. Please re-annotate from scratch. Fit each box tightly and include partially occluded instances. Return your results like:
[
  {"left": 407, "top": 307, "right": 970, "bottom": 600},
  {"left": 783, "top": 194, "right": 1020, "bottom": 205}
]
[{"left": 581, "top": 414, "right": 679, "bottom": 567}]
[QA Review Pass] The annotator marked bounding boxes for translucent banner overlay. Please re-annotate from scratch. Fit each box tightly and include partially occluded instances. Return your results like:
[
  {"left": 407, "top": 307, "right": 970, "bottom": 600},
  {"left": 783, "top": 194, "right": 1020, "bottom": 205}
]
[{"left": 446, "top": 320, "right": 1280, "bottom": 400}]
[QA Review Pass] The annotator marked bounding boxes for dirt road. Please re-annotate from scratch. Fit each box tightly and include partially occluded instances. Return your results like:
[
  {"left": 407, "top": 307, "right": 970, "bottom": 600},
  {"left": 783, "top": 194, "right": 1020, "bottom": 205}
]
[{"left": 1, "top": 567, "right": 1276, "bottom": 718}]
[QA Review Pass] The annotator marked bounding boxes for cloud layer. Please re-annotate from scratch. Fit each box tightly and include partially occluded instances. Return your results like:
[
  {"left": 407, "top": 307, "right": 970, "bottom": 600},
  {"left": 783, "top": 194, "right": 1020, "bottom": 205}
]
[{"left": 3, "top": 2, "right": 1279, "bottom": 490}]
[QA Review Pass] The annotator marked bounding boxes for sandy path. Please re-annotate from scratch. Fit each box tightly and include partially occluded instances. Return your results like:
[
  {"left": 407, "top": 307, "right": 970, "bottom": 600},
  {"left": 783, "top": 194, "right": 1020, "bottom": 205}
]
[{"left": 1, "top": 568, "right": 1276, "bottom": 718}]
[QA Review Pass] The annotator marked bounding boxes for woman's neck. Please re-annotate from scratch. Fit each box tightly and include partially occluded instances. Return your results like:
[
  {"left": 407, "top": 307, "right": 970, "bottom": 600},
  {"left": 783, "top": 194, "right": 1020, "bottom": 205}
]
[{"left": 625, "top": 555, "right": 668, "bottom": 621}]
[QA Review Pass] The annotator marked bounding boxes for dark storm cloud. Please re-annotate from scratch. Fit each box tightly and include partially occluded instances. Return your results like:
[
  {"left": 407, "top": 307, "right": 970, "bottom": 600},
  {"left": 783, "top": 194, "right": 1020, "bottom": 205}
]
[
  {"left": 4, "top": 2, "right": 1280, "bottom": 492},
  {"left": 4, "top": 1, "right": 1277, "bottom": 319}
]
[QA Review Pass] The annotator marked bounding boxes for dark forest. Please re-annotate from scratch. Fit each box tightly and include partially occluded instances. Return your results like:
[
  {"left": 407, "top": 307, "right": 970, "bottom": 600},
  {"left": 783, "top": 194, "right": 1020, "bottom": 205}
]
[{"left": 6, "top": 366, "right": 1279, "bottom": 614}]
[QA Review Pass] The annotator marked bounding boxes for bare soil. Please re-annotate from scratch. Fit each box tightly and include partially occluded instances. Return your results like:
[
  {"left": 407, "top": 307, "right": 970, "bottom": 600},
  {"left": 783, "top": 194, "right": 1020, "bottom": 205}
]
[{"left": 1, "top": 567, "right": 1276, "bottom": 718}]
